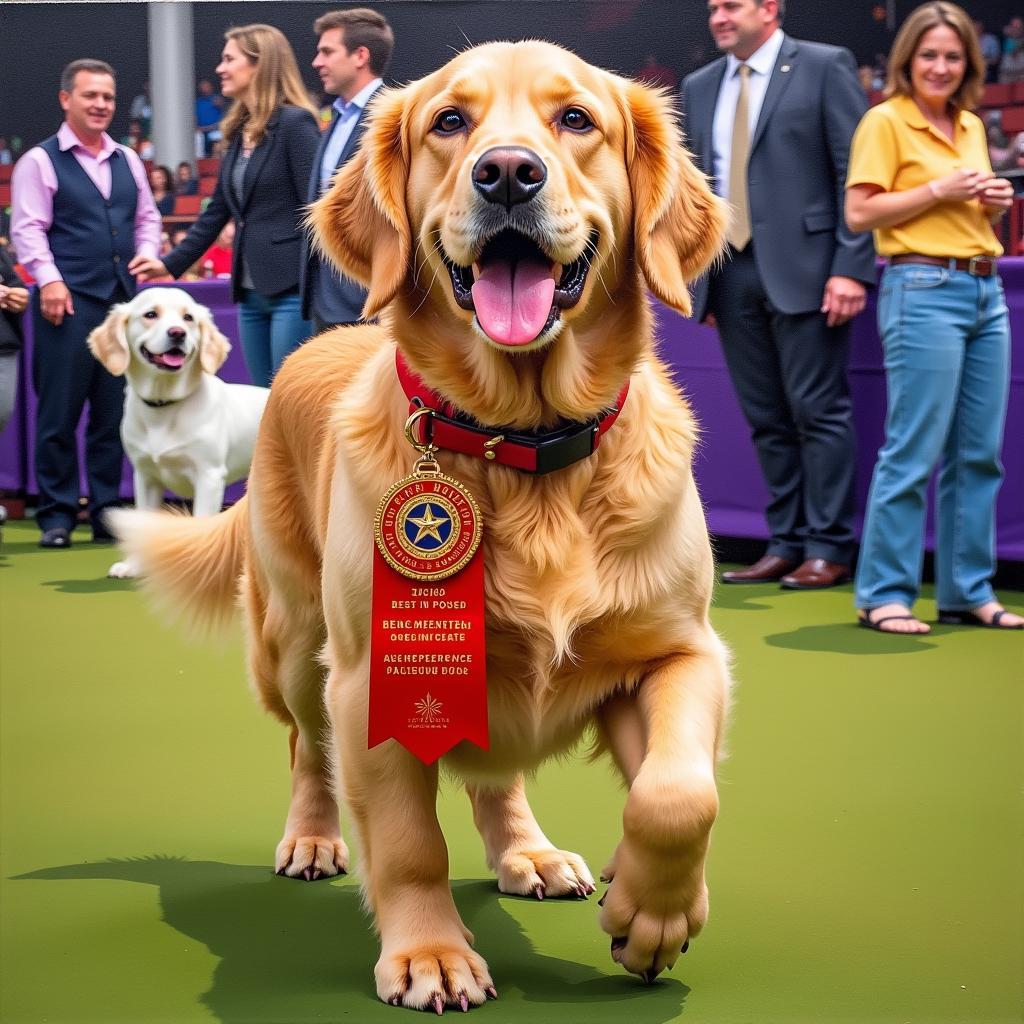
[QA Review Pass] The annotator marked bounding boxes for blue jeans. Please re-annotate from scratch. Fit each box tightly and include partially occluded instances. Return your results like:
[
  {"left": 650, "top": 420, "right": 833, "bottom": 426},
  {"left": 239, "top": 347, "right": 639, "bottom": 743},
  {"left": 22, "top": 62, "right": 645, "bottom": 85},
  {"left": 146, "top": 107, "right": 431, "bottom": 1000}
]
[
  {"left": 855, "top": 263, "right": 1011, "bottom": 611},
  {"left": 238, "top": 289, "right": 311, "bottom": 388}
]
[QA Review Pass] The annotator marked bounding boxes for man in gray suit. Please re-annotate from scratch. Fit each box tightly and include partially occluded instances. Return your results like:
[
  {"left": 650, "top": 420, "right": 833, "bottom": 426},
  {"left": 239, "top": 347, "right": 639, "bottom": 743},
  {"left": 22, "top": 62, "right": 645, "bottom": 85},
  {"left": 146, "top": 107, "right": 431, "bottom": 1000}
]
[
  {"left": 302, "top": 8, "right": 394, "bottom": 335},
  {"left": 681, "top": 0, "right": 876, "bottom": 589}
]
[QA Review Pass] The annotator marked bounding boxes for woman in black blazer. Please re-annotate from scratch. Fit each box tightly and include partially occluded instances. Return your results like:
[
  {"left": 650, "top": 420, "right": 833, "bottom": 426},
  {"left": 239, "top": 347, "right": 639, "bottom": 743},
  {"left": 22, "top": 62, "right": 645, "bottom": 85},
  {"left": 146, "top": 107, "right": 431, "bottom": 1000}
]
[{"left": 130, "top": 24, "right": 321, "bottom": 387}]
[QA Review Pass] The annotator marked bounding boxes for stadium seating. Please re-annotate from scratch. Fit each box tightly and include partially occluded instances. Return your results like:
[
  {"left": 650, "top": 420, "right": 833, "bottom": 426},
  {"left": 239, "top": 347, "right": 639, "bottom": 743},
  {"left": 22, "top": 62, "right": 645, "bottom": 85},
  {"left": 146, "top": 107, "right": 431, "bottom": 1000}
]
[{"left": 173, "top": 195, "right": 202, "bottom": 216}]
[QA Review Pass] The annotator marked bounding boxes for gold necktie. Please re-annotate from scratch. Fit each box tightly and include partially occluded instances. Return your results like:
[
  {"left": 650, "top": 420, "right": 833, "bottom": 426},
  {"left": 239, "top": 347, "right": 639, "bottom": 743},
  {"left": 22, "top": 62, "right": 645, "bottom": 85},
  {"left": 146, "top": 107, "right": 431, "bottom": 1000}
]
[{"left": 727, "top": 64, "right": 752, "bottom": 251}]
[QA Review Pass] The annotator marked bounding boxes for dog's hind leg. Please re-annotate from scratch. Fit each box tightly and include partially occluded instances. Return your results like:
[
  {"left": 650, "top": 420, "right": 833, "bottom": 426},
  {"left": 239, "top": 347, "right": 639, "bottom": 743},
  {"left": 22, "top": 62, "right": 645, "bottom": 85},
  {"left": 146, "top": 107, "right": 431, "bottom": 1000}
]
[
  {"left": 243, "top": 572, "right": 348, "bottom": 880},
  {"left": 467, "top": 777, "right": 595, "bottom": 899}
]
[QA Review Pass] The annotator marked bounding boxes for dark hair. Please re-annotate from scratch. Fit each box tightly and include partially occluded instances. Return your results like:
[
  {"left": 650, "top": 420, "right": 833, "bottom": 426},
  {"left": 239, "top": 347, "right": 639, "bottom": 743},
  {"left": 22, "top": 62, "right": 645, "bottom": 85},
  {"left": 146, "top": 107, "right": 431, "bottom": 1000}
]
[
  {"left": 313, "top": 8, "right": 395, "bottom": 76},
  {"left": 755, "top": 0, "right": 784, "bottom": 23},
  {"left": 150, "top": 165, "right": 173, "bottom": 193},
  {"left": 61, "top": 59, "right": 116, "bottom": 93}
]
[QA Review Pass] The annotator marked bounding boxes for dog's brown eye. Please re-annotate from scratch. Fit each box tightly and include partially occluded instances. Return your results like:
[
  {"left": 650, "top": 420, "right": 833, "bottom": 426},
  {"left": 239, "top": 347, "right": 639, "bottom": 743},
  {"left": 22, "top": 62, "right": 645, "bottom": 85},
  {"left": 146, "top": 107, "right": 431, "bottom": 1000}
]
[
  {"left": 432, "top": 109, "right": 466, "bottom": 134},
  {"left": 143, "top": 310, "right": 158, "bottom": 319},
  {"left": 183, "top": 313, "right": 194, "bottom": 322},
  {"left": 561, "top": 108, "right": 593, "bottom": 133}
]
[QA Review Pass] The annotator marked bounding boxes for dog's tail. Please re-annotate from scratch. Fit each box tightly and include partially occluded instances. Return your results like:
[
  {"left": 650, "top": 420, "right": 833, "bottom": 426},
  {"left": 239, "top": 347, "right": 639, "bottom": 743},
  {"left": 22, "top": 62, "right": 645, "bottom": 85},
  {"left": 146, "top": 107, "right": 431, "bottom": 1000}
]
[{"left": 107, "top": 498, "right": 249, "bottom": 635}]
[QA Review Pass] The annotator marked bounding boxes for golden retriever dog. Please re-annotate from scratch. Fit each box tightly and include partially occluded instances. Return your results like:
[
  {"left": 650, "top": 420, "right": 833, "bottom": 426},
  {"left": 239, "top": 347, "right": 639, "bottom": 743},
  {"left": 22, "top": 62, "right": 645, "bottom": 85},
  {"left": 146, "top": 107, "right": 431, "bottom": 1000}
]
[
  {"left": 88, "top": 288, "right": 268, "bottom": 578},
  {"left": 112, "top": 41, "right": 731, "bottom": 1011}
]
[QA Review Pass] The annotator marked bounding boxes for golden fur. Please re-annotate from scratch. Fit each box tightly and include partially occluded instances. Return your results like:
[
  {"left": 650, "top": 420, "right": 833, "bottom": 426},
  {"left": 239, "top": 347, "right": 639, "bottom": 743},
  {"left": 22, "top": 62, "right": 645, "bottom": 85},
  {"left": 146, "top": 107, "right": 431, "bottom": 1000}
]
[{"left": 112, "top": 41, "right": 732, "bottom": 1011}]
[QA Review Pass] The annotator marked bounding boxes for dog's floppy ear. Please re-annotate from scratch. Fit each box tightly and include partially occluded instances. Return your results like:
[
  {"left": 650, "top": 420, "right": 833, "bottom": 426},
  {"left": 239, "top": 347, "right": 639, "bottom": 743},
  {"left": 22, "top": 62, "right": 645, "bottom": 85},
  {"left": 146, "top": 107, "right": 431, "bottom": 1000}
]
[
  {"left": 86, "top": 303, "right": 132, "bottom": 376},
  {"left": 620, "top": 80, "right": 727, "bottom": 316},
  {"left": 197, "top": 308, "right": 231, "bottom": 375},
  {"left": 308, "top": 86, "right": 411, "bottom": 320}
]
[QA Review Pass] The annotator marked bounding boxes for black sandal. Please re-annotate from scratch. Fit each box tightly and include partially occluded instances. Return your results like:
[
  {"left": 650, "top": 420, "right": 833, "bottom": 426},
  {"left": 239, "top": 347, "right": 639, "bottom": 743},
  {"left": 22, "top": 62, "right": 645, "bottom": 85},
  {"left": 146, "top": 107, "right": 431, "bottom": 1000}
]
[
  {"left": 937, "top": 608, "right": 1023, "bottom": 630},
  {"left": 857, "top": 610, "right": 928, "bottom": 633}
]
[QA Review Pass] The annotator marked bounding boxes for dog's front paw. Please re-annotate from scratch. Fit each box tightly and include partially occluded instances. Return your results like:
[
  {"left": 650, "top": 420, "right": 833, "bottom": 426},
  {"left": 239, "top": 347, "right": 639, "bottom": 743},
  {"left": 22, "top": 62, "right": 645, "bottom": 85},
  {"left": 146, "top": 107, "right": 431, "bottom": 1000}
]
[
  {"left": 376, "top": 940, "right": 496, "bottom": 1011},
  {"left": 599, "top": 838, "right": 708, "bottom": 981},
  {"left": 275, "top": 834, "right": 349, "bottom": 880},
  {"left": 496, "top": 846, "right": 595, "bottom": 899},
  {"left": 108, "top": 559, "right": 138, "bottom": 579}
]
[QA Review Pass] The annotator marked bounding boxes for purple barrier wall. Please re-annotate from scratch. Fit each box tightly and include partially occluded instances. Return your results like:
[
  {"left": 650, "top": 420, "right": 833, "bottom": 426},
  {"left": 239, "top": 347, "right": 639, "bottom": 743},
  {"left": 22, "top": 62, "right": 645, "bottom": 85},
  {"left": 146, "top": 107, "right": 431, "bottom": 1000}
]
[
  {"left": 1, "top": 267, "right": 1022, "bottom": 559},
  {"left": 656, "top": 259, "right": 1024, "bottom": 563}
]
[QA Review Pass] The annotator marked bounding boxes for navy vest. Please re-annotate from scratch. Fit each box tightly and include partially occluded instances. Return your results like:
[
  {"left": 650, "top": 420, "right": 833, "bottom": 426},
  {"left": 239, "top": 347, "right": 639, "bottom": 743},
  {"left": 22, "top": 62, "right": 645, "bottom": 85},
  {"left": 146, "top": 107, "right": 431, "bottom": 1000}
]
[{"left": 39, "top": 135, "right": 137, "bottom": 301}]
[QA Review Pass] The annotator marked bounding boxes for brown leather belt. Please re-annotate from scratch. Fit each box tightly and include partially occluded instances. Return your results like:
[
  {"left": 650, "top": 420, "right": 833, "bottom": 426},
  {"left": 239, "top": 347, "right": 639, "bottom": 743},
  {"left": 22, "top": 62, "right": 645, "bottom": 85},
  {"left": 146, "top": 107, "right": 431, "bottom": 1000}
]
[{"left": 889, "top": 254, "right": 998, "bottom": 277}]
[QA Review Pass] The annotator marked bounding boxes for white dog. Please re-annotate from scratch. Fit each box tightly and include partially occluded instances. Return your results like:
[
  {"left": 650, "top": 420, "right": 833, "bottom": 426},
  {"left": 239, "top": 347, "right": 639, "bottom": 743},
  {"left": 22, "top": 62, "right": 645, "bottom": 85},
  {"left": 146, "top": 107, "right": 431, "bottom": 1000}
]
[{"left": 88, "top": 287, "right": 268, "bottom": 578}]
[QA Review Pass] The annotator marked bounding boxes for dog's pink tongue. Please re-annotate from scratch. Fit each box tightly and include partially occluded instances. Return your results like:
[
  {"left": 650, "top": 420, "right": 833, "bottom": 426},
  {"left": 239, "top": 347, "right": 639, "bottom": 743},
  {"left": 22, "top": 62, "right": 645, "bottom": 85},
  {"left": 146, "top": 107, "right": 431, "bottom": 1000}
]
[
  {"left": 471, "top": 259, "right": 555, "bottom": 346},
  {"left": 157, "top": 351, "right": 186, "bottom": 368}
]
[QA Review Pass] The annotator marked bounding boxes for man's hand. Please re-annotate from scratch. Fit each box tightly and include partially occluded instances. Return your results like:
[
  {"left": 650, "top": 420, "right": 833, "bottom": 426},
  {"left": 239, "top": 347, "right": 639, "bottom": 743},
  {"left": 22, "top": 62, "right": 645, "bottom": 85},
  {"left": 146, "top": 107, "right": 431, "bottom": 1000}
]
[
  {"left": 0, "top": 285, "right": 29, "bottom": 314},
  {"left": 821, "top": 276, "right": 866, "bottom": 328},
  {"left": 701, "top": 312, "right": 718, "bottom": 329},
  {"left": 128, "top": 254, "right": 169, "bottom": 283},
  {"left": 40, "top": 281, "right": 74, "bottom": 326}
]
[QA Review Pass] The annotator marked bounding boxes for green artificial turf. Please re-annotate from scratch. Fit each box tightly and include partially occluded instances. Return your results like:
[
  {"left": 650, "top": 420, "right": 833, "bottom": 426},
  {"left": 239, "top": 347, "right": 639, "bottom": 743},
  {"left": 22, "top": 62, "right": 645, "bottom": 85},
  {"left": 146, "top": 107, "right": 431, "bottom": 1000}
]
[{"left": 1, "top": 519, "right": 1021, "bottom": 1024}]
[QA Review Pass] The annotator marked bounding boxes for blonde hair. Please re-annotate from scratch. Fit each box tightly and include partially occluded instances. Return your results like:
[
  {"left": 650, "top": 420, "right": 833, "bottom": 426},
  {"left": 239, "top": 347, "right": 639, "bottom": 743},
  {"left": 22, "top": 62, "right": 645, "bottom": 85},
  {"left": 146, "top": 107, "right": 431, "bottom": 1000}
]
[
  {"left": 220, "top": 24, "right": 319, "bottom": 146},
  {"left": 885, "top": 2, "right": 984, "bottom": 111}
]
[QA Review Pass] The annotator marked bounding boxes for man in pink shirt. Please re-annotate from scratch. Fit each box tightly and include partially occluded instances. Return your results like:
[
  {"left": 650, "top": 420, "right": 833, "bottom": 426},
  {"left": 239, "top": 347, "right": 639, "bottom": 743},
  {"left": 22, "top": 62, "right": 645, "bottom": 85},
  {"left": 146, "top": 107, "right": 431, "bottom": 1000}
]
[{"left": 12, "top": 59, "right": 162, "bottom": 548}]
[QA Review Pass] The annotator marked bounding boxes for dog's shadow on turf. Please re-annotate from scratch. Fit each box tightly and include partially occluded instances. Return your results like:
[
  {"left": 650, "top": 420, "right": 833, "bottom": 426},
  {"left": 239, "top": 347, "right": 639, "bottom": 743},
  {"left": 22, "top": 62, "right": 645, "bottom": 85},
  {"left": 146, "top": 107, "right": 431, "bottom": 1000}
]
[{"left": 16, "top": 857, "right": 690, "bottom": 1022}]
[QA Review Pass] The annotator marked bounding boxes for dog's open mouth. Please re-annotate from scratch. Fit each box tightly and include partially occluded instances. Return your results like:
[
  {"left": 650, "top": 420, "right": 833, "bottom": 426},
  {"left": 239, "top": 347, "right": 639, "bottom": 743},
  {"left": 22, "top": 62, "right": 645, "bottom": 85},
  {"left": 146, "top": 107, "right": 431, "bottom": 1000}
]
[
  {"left": 445, "top": 229, "right": 597, "bottom": 347},
  {"left": 141, "top": 346, "right": 188, "bottom": 372}
]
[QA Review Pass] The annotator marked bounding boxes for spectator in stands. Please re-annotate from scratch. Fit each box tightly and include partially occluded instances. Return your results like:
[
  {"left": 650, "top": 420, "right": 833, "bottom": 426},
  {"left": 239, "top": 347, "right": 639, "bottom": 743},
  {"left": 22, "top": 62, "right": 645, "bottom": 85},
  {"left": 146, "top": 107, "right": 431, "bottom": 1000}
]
[
  {"left": 637, "top": 54, "right": 678, "bottom": 89},
  {"left": 129, "top": 80, "right": 152, "bottom": 135},
  {"left": 195, "top": 78, "right": 224, "bottom": 157},
  {"left": 122, "top": 118, "right": 154, "bottom": 160},
  {"left": 680, "top": 0, "right": 875, "bottom": 590},
  {"left": 302, "top": 7, "right": 393, "bottom": 334},
  {"left": 130, "top": 24, "right": 320, "bottom": 387},
  {"left": 0, "top": 245, "right": 28, "bottom": 433},
  {"left": 974, "top": 20, "right": 1001, "bottom": 83},
  {"left": 200, "top": 221, "right": 234, "bottom": 278},
  {"left": 846, "top": 2, "right": 1020, "bottom": 632},
  {"left": 858, "top": 64, "right": 875, "bottom": 94},
  {"left": 10, "top": 58, "right": 161, "bottom": 548},
  {"left": 175, "top": 160, "right": 198, "bottom": 196},
  {"left": 148, "top": 164, "right": 175, "bottom": 216},
  {"left": 0, "top": 137, "right": 13, "bottom": 165},
  {"left": 1000, "top": 17, "right": 1024, "bottom": 83}
]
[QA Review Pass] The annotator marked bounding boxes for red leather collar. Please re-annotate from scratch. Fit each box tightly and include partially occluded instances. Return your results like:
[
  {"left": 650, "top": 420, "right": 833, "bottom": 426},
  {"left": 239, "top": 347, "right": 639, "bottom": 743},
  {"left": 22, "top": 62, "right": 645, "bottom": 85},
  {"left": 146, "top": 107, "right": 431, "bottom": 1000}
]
[{"left": 396, "top": 351, "right": 629, "bottom": 475}]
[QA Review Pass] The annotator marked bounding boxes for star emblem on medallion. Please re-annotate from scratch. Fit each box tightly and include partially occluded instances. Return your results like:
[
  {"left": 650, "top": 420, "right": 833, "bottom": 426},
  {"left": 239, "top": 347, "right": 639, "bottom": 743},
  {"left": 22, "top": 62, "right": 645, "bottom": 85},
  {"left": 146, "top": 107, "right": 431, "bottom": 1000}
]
[{"left": 407, "top": 503, "right": 449, "bottom": 544}]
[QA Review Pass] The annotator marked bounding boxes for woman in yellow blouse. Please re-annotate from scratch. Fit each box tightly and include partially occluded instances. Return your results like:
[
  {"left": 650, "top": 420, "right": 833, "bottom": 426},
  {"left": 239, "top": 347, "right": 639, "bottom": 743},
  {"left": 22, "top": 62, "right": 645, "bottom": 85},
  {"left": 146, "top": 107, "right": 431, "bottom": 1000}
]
[{"left": 846, "top": 1, "right": 1021, "bottom": 633}]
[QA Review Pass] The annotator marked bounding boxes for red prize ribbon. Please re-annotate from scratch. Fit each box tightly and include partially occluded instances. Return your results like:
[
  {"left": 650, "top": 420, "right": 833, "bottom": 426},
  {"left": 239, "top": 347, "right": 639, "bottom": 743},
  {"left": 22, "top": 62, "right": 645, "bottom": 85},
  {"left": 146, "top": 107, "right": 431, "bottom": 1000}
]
[{"left": 369, "top": 443, "right": 488, "bottom": 764}]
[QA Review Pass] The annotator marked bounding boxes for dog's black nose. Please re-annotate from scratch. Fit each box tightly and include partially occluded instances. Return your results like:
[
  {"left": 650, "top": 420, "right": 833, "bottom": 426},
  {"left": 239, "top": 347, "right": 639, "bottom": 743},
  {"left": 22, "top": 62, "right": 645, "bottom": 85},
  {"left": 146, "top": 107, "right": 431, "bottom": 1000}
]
[
  {"left": 166, "top": 327, "right": 186, "bottom": 341},
  {"left": 472, "top": 147, "right": 547, "bottom": 208}
]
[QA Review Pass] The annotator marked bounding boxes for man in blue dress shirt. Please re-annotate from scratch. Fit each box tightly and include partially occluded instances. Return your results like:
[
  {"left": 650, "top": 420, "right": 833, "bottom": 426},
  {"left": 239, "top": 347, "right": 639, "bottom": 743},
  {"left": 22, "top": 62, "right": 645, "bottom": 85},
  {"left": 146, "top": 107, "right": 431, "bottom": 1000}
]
[{"left": 301, "top": 8, "right": 394, "bottom": 335}]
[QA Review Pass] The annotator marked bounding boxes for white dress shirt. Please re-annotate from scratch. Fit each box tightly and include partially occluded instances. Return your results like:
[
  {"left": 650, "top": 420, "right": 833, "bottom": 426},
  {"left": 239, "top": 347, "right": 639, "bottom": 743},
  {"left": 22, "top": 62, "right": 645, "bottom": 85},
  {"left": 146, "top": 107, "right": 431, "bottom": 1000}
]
[
  {"left": 711, "top": 28, "right": 785, "bottom": 200},
  {"left": 319, "top": 78, "right": 382, "bottom": 193}
]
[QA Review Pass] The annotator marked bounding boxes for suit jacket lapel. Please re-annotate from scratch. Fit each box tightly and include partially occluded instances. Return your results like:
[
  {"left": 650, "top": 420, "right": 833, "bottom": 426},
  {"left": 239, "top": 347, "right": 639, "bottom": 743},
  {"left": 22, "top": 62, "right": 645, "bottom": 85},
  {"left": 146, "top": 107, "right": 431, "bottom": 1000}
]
[
  {"left": 335, "top": 102, "right": 372, "bottom": 169},
  {"left": 309, "top": 112, "right": 337, "bottom": 203},
  {"left": 699, "top": 59, "right": 728, "bottom": 178},
  {"left": 221, "top": 135, "right": 243, "bottom": 219},
  {"left": 750, "top": 35, "right": 798, "bottom": 154},
  {"left": 241, "top": 112, "right": 278, "bottom": 212}
]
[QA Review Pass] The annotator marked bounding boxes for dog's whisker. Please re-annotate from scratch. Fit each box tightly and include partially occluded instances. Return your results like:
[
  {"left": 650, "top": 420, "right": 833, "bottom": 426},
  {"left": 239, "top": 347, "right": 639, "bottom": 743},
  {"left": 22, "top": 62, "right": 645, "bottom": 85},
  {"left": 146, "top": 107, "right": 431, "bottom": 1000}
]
[{"left": 413, "top": 237, "right": 445, "bottom": 288}]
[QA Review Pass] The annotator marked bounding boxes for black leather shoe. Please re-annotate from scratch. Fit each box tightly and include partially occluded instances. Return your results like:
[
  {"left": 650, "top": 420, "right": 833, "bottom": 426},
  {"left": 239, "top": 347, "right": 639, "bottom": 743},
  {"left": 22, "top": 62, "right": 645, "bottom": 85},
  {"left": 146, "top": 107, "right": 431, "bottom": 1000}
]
[
  {"left": 721, "top": 554, "right": 799, "bottom": 584},
  {"left": 39, "top": 527, "right": 72, "bottom": 548},
  {"left": 92, "top": 522, "right": 116, "bottom": 543}
]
